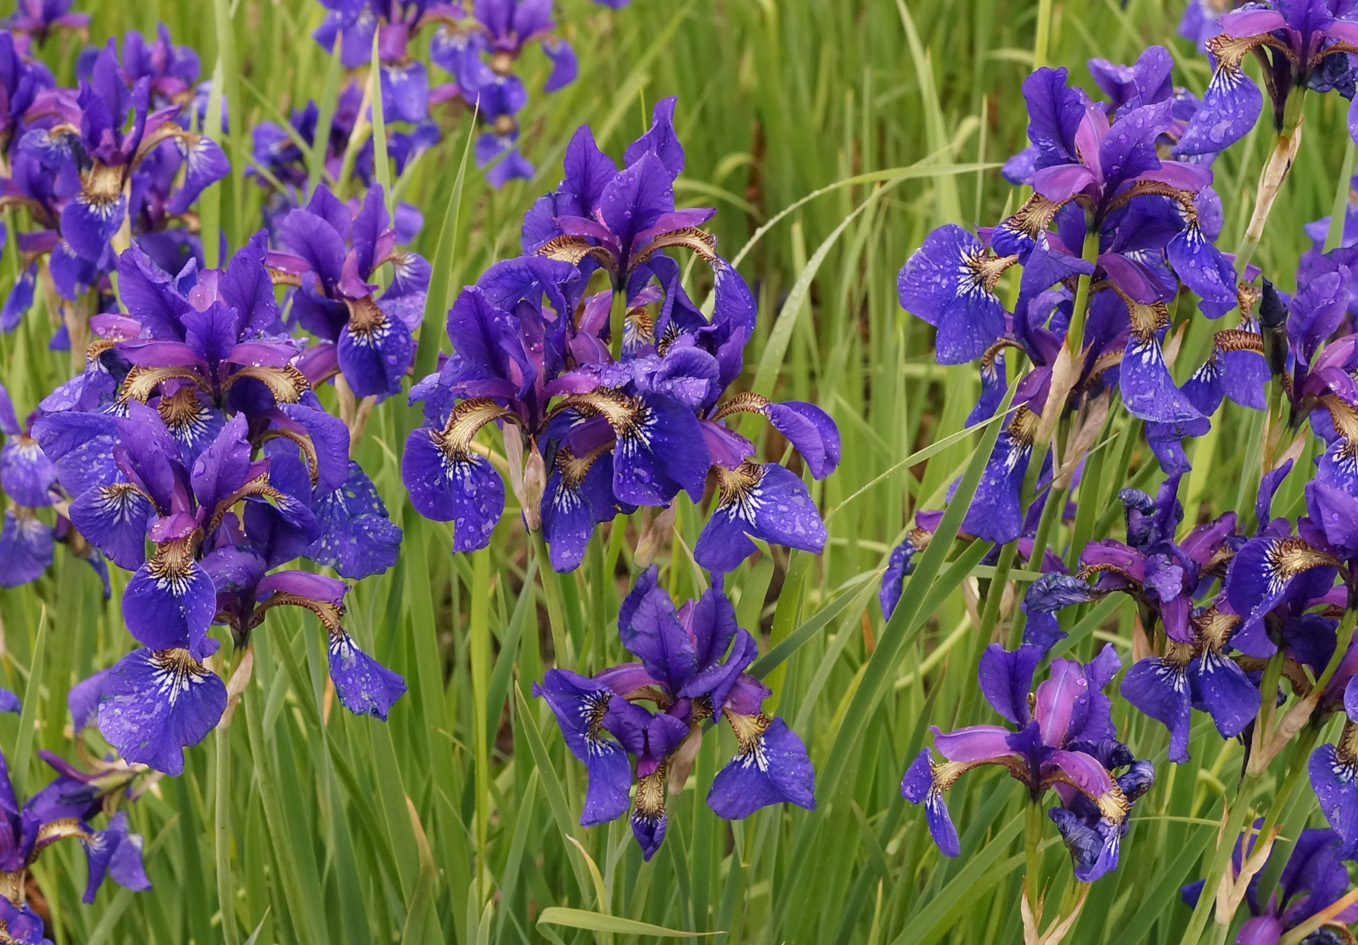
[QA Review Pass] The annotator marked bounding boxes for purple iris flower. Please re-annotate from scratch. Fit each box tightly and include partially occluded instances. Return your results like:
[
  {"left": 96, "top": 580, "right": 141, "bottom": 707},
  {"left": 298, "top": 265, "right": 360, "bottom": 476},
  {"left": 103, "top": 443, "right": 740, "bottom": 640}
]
[
  {"left": 17, "top": 42, "right": 228, "bottom": 264},
  {"left": 0, "top": 745, "right": 150, "bottom": 906},
  {"left": 268, "top": 184, "right": 429, "bottom": 399},
  {"left": 1176, "top": 1, "right": 1358, "bottom": 155},
  {"left": 880, "top": 511, "right": 944, "bottom": 619},
  {"left": 2, "top": 0, "right": 88, "bottom": 47},
  {"left": 1181, "top": 827, "right": 1358, "bottom": 945},
  {"left": 77, "top": 24, "right": 201, "bottom": 110},
  {"left": 902, "top": 643, "right": 1152, "bottom": 881},
  {"left": 406, "top": 100, "right": 838, "bottom": 569},
  {"left": 534, "top": 568, "right": 814, "bottom": 860}
]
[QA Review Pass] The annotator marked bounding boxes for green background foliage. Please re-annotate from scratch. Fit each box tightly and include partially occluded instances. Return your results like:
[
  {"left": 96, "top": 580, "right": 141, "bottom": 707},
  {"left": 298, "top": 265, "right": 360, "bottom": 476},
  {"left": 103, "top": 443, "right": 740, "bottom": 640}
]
[{"left": 3, "top": 0, "right": 1356, "bottom": 942}]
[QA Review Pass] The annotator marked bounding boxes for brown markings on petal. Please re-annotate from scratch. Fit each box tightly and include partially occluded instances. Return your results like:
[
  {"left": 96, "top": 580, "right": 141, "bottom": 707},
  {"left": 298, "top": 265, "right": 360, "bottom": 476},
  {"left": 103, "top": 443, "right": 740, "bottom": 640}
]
[
  {"left": 1213, "top": 328, "right": 1265, "bottom": 355},
  {"left": 536, "top": 234, "right": 616, "bottom": 270},
  {"left": 963, "top": 251, "right": 1020, "bottom": 295},
  {"left": 267, "top": 267, "right": 303, "bottom": 288},
  {"left": 634, "top": 763, "right": 669, "bottom": 820},
  {"left": 1191, "top": 605, "right": 1240, "bottom": 654},
  {"left": 223, "top": 364, "right": 311, "bottom": 404},
  {"left": 554, "top": 444, "right": 611, "bottom": 491},
  {"left": 1104, "top": 180, "right": 1199, "bottom": 223},
  {"left": 29, "top": 817, "right": 89, "bottom": 861},
  {"left": 711, "top": 391, "right": 772, "bottom": 422},
  {"left": 628, "top": 227, "right": 718, "bottom": 271},
  {"left": 344, "top": 295, "right": 387, "bottom": 334},
  {"left": 147, "top": 534, "right": 203, "bottom": 593},
  {"left": 713, "top": 462, "right": 763, "bottom": 508},
  {"left": 625, "top": 306, "right": 655, "bottom": 346},
  {"left": 1266, "top": 537, "right": 1342, "bottom": 582},
  {"left": 1007, "top": 403, "right": 1041, "bottom": 448},
  {"left": 1237, "top": 282, "right": 1262, "bottom": 321},
  {"left": 1320, "top": 394, "right": 1358, "bottom": 462},
  {"left": 1337, "top": 719, "right": 1358, "bottom": 767},
  {"left": 726, "top": 711, "right": 773, "bottom": 754},
  {"left": 83, "top": 162, "right": 124, "bottom": 205},
  {"left": 119, "top": 365, "right": 209, "bottom": 404},
  {"left": 258, "top": 427, "right": 321, "bottom": 488},
  {"left": 157, "top": 385, "right": 212, "bottom": 444},
  {"left": 1163, "top": 638, "right": 1196, "bottom": 669},
  {"left": 251, "top": 592, "right": 345, "bottom": 635},
  {"left": 1002, "top": 193, "right": 1069, "bottom": 240},
  {"left": 434, "top": 397, "right": 514, "bottom": 461},
  {"left": 559, "top": 388, "right": 645, "bottom": 436},
  {"left": 1207, "top": 32, "right": 1295, "bottom": 74},
  {"left": 1100, "top": 281, "right": 1171, "bottom": 340}
]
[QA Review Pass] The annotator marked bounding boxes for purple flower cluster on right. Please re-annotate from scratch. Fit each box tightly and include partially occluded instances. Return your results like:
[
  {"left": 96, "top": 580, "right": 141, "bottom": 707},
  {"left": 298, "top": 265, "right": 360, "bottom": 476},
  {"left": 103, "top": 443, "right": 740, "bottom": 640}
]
[{"left": 889, "top": 3, "right": 1358, "bottom": 932}]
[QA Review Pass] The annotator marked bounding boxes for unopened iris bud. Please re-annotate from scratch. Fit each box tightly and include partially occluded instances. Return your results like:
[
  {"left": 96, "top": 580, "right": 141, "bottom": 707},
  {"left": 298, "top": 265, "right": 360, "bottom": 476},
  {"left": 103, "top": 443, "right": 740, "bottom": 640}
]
[{"left": 1258, "top": 278, "right": 1289, "bottom": 378}]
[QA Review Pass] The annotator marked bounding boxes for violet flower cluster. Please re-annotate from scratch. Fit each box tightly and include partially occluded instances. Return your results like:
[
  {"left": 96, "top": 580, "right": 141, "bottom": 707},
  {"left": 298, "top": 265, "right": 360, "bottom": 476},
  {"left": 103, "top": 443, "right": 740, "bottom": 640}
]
[
  {"left": 0, "top": 745, "right": 152, "bottom": 921},
  {"left": 286, "top": 0, "right": 627, "bottom": 193},
  {"left": 534, "top": 567, "right": 815, "bottom": 860},
  {"left": 0, "top": 25, "right": 229, "bottom": 346},
  {"left": 402, "top": 97, "right": 840, "bottom": 573},
  {"left": 889, "top": 4, "right": 1358, "bottom": 910},
  {"left": 25, "top": 233, "right": 407, "bottom": 776}
]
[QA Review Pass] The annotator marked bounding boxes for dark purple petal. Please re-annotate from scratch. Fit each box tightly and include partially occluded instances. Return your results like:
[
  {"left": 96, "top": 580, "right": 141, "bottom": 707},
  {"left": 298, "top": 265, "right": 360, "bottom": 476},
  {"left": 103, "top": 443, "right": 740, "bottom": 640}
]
[
  {"left": 122, "top": 545, "right": 216, "bottom": 652},
  {"left": 60, "top": 191, "right": 124, "bottom": 262},
  {"left": 610, "top": 394, "right": 709, "bottom": 506},
  {"left": 977, "top": 644, "right": 1041, "bottom": 726},
  {"left": 337, "top": 306, "right": 413, "bottom": 398},
  {"left": 706, "top": 716, "right": 815, "bottom": 819},
  {"left": 902, "top": 749, "right": 962, "bottom": 857},
  {"left": 0, "top": 264, "right": 36, "bottom": 333},
  {"left": 1310, "top": 744, "right": 1358, "bottom": 849},
  {"left": 0, "top": 437, "right": 57, "bottom": 507},
  {"left": 765, "top": 401, "right": 841, "bottom": 479},
  {"left": 1195, "top": 649, "right": 1259, "bottom": 738},
  {"left": 307, "top": 461, "right": 401, "bottom": 579},
  {"left": 1121, "top": 657, "right": 1192, "bottom": 762},
  {"left": 618, "top": 584, "right": 697, "bottom": 691},
  {"left": 694, "top": 463, "right": 826, "bottom": 574},
  {"left": 0, "top": 511, "right": 51, "bottom": 587},
  {"left": 69, "top": 482, "right": 152, "bottom": 570},
  {"left": 80, "top": 810, "right": 150, "bottom": 903},
  {"left": 327, "top": 629, "right": 406, "bottom": 720},
  {"left": 1175, "top": 65, "right": 1262, "bottom": 156},
  {"left": 531, "top": 669, "right": 632, "bottom": 826},
  {"left": 96, "top": 648, "right": 227, "bottom": 776},
  {"left": 1167, "top": 226, "right": 1238, "bottom": 304},
  {"left": 401, "top": 428, "right": 505, "bottom": 552},
  {"left": 166, "top": 134, "right": 229, "bottom": 215},
  {"left": 623, "top": 96, "right": 684, "bottom": 178},
  {"left": 1121, "top": 332, "right": 1206, "bottom": 424}
]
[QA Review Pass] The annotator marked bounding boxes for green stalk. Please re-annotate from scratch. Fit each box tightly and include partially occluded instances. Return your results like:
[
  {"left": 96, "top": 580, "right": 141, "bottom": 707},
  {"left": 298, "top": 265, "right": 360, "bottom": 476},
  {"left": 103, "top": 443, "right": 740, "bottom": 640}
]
[
  {"left": 1063, "top": 224, "right": 1102, "bottom": 360},
  {"left": 215, "top": 722, "right": 240, "bottom": 945},
  {"left": 608, "top": 286, "right": 628, "bottom": 362},
  {"left": 469, "top": 548, "right": 491, "bottom": 903},
  {"left": 1024, "top": 800, "right": 1045, "bottom": 922},
  {"left": 1181, "top": 776, "right": 1259, "bottom": 945},
  {"left": 1033, "top": 0, "right": 1053, "bottom": 69},
  {"left": 531, "top": 532, "right": 571, "bottom": 669}
]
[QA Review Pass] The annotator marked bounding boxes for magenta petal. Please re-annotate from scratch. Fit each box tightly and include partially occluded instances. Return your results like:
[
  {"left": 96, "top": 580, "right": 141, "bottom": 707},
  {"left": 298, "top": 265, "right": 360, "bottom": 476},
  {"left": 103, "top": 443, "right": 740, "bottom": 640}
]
[{"left": 933, "top": 724, "right": 1014, "bottom": 762}]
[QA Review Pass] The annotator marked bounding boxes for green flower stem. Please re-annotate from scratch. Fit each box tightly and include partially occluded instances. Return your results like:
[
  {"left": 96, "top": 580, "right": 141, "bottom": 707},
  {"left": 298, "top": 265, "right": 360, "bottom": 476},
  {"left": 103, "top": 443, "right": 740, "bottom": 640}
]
[
  {"left": 214, "top": 722, "right": 239, "bottom": 945},
  {"left": 1181, "top": 774, "right": 1260, "bottom": 945},
  {"left": 1063, "top": 223, "right": 1102, "bottom": 362},
  {"left": 609, "top": 286, "right": 628, "bottom": 362},
  {"left": 532, "top": 532, "right": 572, "bottom": 669},
  {"left": 1025, "top": 799, "right": 1046, "bottom": 922}
]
